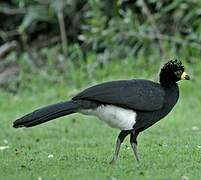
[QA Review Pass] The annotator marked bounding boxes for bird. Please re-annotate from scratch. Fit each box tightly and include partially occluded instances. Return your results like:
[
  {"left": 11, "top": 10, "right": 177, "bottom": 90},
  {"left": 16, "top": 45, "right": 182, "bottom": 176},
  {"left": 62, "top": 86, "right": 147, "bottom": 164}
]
[{"left": 13, "top": 59, "right": 190, "bottom": 164}]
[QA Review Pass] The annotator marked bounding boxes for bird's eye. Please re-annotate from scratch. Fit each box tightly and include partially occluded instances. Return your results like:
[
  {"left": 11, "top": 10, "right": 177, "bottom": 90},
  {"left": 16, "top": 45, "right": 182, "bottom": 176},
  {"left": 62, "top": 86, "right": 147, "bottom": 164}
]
[{"left": 174, "top": 71, "right": 182, "bottom": 77}]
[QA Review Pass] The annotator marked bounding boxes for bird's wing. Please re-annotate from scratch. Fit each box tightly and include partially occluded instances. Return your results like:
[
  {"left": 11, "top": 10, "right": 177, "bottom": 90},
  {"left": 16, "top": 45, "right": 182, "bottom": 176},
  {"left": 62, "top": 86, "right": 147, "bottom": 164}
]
[{"left": 73, "top": 80, "right": 165, "bottom": 111}]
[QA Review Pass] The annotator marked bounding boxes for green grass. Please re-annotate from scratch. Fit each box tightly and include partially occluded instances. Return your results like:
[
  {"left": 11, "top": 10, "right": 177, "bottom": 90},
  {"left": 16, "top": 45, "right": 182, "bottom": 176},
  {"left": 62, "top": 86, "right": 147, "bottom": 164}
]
[{"left": 1, "top": 79, "right": 201, "bottom": 180}]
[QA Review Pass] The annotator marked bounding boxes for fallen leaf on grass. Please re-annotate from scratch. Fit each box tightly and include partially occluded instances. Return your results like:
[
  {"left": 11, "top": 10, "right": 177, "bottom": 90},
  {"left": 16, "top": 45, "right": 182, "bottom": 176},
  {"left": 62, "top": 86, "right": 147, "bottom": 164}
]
[
  {"left": 192, "top": 126, "right": 199, "bottom": 131},
  {"left": 0, "top": 146, "right": 9, "bottom": 150},
  {"left": 3, "top": 139, "right": 8, "bottom": 144},
  {"left": 109, "top": 176, "right": 117, "bottom": 180},
  {"left": 181, "top": 175, "right": 189, "bottom": 180},
  {"left": 48, "top": 154, "right": 54, "bottom": 158}
]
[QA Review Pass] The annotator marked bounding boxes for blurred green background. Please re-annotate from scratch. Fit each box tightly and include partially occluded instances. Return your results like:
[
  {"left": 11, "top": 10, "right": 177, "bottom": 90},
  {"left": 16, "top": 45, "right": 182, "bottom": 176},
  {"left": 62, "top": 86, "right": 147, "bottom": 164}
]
[
  {"left": 1, "top": 1, "right": 201, "bottom": 180},
  {"left": 1, "top": 0, "right": 201, "bottom": 91}
]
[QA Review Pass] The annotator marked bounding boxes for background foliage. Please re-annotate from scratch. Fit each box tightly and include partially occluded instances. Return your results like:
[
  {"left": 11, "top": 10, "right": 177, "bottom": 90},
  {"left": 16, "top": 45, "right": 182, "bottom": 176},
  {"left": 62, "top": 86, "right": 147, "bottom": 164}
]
[{"left": 1, "top": 0, "right": 201, "bottom": 92}]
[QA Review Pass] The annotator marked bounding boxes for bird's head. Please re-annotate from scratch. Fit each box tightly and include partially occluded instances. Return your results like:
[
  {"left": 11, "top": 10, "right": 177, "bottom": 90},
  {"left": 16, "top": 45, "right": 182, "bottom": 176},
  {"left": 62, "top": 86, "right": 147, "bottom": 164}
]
[{"left": 160, "top": 59, "right": 190, "bottom": 86}]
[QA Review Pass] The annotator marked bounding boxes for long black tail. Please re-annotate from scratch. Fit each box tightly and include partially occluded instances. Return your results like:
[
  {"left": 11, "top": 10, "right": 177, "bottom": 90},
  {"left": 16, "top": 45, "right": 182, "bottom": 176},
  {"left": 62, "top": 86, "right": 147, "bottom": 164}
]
[{"left": 13, "top": 100, "right": 80, "bottom": 128}]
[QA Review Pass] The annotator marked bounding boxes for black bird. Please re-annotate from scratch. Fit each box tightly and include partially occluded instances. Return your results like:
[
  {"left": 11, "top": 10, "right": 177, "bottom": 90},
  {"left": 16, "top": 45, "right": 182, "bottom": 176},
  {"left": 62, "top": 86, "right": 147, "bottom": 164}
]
[{"left": 13, "top": 59, "right": 190, "bottom": 163}]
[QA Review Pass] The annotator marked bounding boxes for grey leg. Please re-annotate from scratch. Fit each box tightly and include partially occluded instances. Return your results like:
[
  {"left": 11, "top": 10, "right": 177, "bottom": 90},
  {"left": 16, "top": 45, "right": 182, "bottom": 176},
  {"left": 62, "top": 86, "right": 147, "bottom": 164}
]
[
  {"left": 130, "top": 131, "right": 140, "bottom": 163},
  {"left": 110, "top": 130, "right": 130, "bottom": 164}
]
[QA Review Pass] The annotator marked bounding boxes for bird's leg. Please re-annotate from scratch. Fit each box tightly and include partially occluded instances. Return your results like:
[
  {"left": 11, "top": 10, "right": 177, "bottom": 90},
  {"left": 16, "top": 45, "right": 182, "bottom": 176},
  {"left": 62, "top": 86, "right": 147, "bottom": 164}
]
[
  {"left": 130, "top": 131, "right": 140, "bottom": 163},
  {"left": 110, "top": 130, "right": 130, "bottom": 164}
]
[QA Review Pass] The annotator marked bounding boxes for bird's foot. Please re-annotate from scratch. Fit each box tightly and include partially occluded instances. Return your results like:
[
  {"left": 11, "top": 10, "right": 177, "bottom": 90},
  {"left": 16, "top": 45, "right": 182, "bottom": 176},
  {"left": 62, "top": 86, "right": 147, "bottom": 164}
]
[
  {"left": 109, "top": 157, "right": 117, "bottom": 165},
  {"left": 135, "top": 154, "right": 140, "bottom": 163}
]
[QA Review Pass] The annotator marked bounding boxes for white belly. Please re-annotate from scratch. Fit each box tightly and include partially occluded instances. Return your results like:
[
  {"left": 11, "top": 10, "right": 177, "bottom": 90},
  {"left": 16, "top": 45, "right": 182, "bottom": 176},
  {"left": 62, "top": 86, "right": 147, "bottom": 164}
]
[{"left": 80, "top": 105, "right": 137, "bottom": 130}]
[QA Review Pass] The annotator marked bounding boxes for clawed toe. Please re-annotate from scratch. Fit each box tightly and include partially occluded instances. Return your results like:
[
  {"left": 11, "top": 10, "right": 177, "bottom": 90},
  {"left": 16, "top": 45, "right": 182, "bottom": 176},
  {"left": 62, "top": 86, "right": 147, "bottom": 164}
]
[{"left": 109, "top": 157, "right": 117, "bottom": 165}]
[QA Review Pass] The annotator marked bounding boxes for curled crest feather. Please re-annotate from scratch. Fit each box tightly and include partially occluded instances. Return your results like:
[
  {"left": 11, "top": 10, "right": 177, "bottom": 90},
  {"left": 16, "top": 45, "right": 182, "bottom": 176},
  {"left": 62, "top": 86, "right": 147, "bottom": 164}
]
[{"left": 162, "top": 59, "right": 184, "bottom": 72}]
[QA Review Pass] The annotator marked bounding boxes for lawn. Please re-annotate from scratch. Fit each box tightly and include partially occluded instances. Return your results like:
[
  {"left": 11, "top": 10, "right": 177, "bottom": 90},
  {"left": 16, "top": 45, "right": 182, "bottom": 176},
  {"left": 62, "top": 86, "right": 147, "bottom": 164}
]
[{"left": 0, "top": 80, "right": 201, "bottom": 180}]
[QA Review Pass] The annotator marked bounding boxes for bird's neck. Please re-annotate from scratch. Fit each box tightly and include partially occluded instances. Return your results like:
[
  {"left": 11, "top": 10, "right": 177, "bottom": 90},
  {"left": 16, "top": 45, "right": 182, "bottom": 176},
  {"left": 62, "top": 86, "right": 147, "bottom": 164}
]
[
  {"left": 160, "top": 81, "right": 177, "bottom": 88},
  {"left": 161, "top": 82, "right": 179, "bottom": 103}
]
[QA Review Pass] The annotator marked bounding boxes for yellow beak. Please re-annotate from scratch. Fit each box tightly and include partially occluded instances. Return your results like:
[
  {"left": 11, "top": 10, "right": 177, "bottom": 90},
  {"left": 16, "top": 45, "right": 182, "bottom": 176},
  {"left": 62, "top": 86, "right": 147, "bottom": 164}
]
[{"left": 181, "top": 72, "right": 190, "bottom": 80}]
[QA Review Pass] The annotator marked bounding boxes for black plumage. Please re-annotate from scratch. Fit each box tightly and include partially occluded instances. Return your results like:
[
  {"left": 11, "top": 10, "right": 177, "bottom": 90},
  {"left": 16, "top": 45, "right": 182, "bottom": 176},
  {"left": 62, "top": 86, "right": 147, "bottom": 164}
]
[
  {"left": 13, "top": 59, "right": 190, "bottom": 164},
  {"left": 73, "top": 80, "right": 165, "bottom": 111}
]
